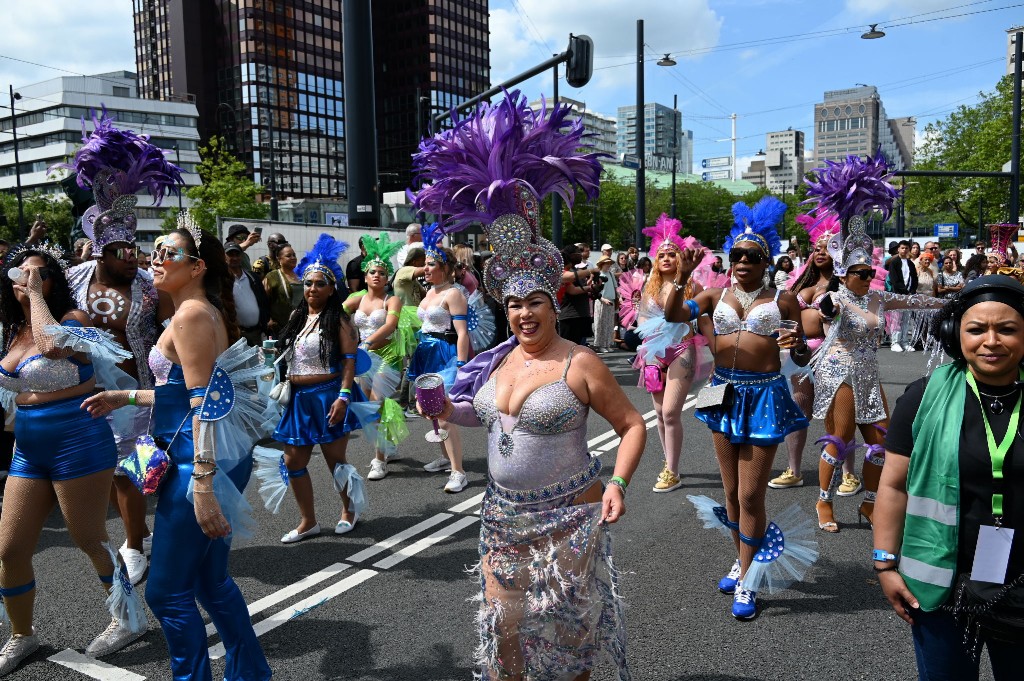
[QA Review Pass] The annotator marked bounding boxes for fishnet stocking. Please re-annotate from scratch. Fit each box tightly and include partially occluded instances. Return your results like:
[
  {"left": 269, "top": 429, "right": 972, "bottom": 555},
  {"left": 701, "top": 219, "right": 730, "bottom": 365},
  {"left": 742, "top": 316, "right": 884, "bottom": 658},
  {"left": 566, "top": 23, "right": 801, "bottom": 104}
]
[
  {"left": 0, "top": 469, "right": 115, "bottom": 634},
  {"left": 783, "top": 375, "right": 813, "bottom": 473},
  {"left": 652, "top": 347, "right": 695, "bottom": 474},
  {"left": 712, "top": 433, "right": 778, "bottom": 575}
]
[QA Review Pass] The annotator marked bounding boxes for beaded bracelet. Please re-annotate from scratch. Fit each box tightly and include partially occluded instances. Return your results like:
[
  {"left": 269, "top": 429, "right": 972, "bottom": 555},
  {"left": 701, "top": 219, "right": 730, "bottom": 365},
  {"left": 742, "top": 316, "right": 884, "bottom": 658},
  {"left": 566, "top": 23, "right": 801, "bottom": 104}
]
[{"left": 191, "top": 467, "right": 218, "bottom": 480}]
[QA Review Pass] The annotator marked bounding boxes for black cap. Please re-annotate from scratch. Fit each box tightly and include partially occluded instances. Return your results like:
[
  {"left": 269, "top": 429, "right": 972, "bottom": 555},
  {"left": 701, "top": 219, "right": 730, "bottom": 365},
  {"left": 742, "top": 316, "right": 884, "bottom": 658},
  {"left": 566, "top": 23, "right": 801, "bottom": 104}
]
[
  {"left": 227, "top": 224, "right": 250, "bottom": 239},
  {"left": 224, "top": 242, "right": 243, "bottom": 254}
]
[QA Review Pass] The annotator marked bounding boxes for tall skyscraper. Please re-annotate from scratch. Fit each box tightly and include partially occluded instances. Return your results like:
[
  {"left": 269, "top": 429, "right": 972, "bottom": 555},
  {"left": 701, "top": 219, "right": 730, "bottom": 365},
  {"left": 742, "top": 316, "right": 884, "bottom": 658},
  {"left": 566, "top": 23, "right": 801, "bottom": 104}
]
[
  {"left": 764, "top": 129, "right": 804, "bottom": 193},
  {"left": 616, "top": 102, "right": 692, "bottom": 174},
  {"left": 133, "top": 0, "right": 489, "bottom": 202},
  {"left": 813, "top": 85, "right": 913, "bottom": 170}
]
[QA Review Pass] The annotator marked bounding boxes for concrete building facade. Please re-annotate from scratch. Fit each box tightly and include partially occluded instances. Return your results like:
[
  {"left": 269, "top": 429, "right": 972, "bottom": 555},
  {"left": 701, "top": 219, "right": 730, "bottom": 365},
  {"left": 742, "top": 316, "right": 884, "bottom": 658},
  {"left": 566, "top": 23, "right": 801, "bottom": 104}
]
[
  {"left": 529, "top": 96, "right": 617, "bottom": 159},
  {"left": 813, "top": 85, "right": 913, "bottom": 170},
  {"left": 0, "top": 71, "right": 200, "bottom": 244},
  {"left": 616, "top": 102, "right": 693, "bottom": 175}
]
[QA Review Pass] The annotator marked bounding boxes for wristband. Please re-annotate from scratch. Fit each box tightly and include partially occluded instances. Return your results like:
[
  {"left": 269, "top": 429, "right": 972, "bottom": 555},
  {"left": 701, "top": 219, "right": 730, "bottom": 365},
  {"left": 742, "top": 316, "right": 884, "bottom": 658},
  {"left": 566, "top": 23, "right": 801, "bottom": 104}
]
[
  {"left": 610, "top": 475, "right": 629, "bottom": 489},
  {"left": 873, "top": 565, "right": 899, "bottom": 573},
  {"left": 684, "top": 299, "right": 699, "bottom": 320},
  {"left": 456, "top": 360, "right": 467, "bottom": 367},
  {"left": 337, "top": 393, "right": 351, "bottom": 403},
  {"left": 872, "top": 549, "right": 899, "bottom": 562},
  {"left": 127, "top": 390, "right": 137, "bottom": 407}
]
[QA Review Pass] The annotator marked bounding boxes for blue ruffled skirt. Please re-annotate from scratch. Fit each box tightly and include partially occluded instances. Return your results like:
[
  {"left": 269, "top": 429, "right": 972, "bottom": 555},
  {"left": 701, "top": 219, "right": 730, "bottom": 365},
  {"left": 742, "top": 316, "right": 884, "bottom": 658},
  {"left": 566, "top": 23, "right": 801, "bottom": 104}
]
[
  {"left": 407, "top": 333, "right": 457, "bottom": 380},
  {"left": 694, "top": 367, "right": 809, "bottom": 445},
  {"left": 273, "top": 377, "right": 368, "bottom": 446}
]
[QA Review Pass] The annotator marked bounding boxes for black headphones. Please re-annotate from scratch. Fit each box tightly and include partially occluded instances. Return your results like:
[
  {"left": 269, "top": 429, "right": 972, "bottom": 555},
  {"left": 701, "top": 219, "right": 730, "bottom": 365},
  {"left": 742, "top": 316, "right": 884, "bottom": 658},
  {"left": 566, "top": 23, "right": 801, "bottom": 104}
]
[{"left": 938, "top": 275, "right": 1024, "bottom": 361}]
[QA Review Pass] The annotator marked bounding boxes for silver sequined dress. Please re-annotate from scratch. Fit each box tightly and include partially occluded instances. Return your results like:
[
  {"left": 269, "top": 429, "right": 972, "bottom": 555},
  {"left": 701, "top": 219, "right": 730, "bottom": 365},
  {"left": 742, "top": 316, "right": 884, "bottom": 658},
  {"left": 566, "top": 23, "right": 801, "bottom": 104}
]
[{"left": 811, "top": 287, "right": 942, "bottom": 423}]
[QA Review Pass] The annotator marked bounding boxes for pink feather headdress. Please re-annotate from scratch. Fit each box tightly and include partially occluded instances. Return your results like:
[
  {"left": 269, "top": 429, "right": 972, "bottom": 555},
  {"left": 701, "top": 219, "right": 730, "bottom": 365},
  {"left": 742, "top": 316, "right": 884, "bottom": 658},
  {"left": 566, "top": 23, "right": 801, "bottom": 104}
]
[
  {"left": 796, "top": 211, "right": 840, "bottom": 248},
  {"left": 643, "top": 214, "right": 687, "bottom": 259}
]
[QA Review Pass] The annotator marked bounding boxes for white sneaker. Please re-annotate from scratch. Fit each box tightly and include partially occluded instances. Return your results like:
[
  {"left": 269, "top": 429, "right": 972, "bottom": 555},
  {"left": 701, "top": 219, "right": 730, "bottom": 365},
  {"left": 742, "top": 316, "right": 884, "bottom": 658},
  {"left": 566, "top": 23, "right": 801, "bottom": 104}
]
[
  {"left": 120, "top": 535, "right": 153, "bottom": 557},
  {"left": 0, "top": 630, "right": 39, "bottom": 676},
  {"left": 444, "top": 470, "right": 468, "bottom": 494},
  {"left": 891, "top": 343, "right": 903, "bottom": 352},
  {"left": 85, "top": 618, "right": 145, "bottom": 658},
  {"left": 423, "top": 456, "right": 451, "bottom": 473},
  {"left": 905, "top": 345, "right": 916, "bottom": 353},
  {"left": 120, "top": 548, "right": 148, "bottom": 586},
  {"left": 367, "top": 459, "right": 388, "bottom": 481}
]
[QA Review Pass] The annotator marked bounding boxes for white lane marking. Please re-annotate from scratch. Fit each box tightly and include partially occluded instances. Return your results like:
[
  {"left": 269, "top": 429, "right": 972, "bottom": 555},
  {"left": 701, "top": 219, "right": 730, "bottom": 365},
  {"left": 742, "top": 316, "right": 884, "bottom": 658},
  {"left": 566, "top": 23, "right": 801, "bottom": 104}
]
[
  {"left": 596, "top": 400, "right": 698, "bottom": 452},
  {"left": 49, "top": 650, "right": 146, "bottom": 680},
  {"left": 448, "top": 492, "right": 486, "bottom": 514},
  {"left": 205, "top": 562, "right": 352, "bottom": 636},
  {"left": 345, "top": 513, "right": 454, "bottom": 563},
  {"left": 208, "top": 569, "right": 379, "bottom": 659},
  {"left": 372, "top": 515, "right": 480, "bottom": 570},
  {"left": 586, "top": 409, "right": 655, "bottom": 448}
]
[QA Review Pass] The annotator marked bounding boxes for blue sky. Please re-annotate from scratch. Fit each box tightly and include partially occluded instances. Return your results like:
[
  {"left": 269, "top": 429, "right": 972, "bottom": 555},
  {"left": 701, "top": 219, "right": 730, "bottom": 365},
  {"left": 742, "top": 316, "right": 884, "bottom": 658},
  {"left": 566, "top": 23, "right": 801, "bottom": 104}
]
[
  {"left": 0, "top": 0, "right": 1018, "bottom": 176},
  {"left": 490, "top": 0, "right": 1022, "bottom": 171}
]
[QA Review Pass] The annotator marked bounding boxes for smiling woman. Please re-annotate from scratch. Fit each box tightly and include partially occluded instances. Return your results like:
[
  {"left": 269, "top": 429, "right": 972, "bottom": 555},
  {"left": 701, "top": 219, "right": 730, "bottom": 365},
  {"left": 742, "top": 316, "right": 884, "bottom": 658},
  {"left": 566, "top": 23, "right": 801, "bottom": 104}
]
[{"left": 875, "top": 275, "right": 1024, "bottom": 681}]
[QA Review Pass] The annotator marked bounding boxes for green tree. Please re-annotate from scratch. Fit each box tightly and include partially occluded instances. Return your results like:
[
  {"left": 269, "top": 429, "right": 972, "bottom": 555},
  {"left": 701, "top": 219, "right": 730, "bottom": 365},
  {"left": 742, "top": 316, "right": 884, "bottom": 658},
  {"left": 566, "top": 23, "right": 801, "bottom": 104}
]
[
  {"left": 912, "top": 75, "right": 1015, "bottom": 236},
  {"left": 168, "top": 136, "right": 268, "bottom": 234},
  {"left": 0, "top": 190, "right": 74, "bottom": 246}
]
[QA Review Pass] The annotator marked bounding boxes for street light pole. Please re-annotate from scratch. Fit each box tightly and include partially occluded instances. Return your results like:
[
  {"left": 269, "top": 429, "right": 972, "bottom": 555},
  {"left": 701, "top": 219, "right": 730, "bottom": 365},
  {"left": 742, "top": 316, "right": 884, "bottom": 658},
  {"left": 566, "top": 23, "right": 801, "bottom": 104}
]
[
  {"left": 551, "top": 57, "right": 563, "bottom": 247},
  {"left": 635, "top": 19, "right": 645, "bottom": 250},
  {"left": 9, "top": 86, "right": 24, "bottom": 237}
]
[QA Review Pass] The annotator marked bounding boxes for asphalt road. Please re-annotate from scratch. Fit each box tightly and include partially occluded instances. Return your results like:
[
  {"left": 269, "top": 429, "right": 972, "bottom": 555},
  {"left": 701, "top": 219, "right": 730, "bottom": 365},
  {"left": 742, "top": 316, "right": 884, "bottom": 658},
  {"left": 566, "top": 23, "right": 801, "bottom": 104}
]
[{"left": 7, "top": 348, "right": 996, "bottom": 680}]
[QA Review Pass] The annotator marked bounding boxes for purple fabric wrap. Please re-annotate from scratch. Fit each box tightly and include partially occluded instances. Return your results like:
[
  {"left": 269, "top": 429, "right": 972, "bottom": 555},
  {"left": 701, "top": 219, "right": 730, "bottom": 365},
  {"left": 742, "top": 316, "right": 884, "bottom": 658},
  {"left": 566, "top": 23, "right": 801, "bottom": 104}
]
[{"left": 448, "top": 336, "right": 519, "bottom": 407}]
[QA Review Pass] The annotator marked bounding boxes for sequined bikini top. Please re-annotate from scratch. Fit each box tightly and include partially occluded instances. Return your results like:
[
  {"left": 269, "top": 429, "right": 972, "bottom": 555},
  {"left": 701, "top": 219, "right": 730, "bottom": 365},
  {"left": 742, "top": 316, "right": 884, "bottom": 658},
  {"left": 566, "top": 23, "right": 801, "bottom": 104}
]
[
  {"left": 289, "top": 321, "right": 335, "bottom": 377},
  {"left": 353, "top": 298, "right": 389, "bottom": 343},
  {"left": 473, "top": 348, "right": 588, "bottom": 435},
  {"left": 713, "top": 289, "right": 782, "bottom": 336},
  {"left": 148, "top": 346, "right": 175, "bottom": 386},
  {"left": 418, "top": 304, "right": 452, "bottom": 334},
  {"left": 0, "top": 322, "right": 95, "bottom": 394}
]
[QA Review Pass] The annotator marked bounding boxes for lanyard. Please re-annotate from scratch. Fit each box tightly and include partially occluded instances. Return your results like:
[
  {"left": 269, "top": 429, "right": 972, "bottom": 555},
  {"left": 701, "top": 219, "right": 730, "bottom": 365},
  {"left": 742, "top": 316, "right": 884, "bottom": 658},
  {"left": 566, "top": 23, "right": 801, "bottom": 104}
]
[{"left": 966, "top": 372, "right": 1022, "bottom": 519}]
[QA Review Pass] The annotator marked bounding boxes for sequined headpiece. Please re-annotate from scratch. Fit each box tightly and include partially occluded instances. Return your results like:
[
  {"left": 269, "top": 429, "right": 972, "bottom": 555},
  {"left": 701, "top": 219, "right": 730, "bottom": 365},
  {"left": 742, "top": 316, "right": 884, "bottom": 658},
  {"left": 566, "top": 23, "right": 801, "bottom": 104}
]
[
  {"left": 51, "top": 108, "right": 183, "bottom": 252},
  {"left": 176, "top": 210, "right": 203, "bottom": 251},
  {"left": 5, "top": 241, "right": 68, "bottom": 270},
  {"left": 296, "top": 233, "right": 348, "bottom": 284},
  {"left": 409, "top": 90, "right": 605, "bottom": 310},
  {"left": 804, "top": 149, "right": 900, "bottom": 277},
  {"left": 643, "top": 214, "right": 687, "bottom": 259},
  {"left": 360, "top": 232, "right": 403, "bottom": 277},
  {"left": 421, "top": 222, "right": 447, "bottom": 264},
  {"left": 723, "top": 196, "right": 785, "bottom": 258}
]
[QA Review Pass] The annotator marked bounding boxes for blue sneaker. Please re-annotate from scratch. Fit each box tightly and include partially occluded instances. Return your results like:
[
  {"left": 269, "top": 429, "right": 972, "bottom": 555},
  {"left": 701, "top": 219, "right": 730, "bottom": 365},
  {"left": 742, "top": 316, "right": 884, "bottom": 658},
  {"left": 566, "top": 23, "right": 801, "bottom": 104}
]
[
  {"left": 732, "top": 584, "right": 758, "bottom": 620},
  {"left": 717, "top": 560, "right": 742, "bottom": 594}
]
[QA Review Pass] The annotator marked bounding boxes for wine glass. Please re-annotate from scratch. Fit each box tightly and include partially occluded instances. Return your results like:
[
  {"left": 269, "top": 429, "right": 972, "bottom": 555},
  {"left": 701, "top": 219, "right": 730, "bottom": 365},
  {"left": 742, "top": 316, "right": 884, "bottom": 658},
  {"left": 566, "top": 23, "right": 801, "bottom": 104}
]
[{"left": 415, "top": 373, "right": 449, "bottom": 443}]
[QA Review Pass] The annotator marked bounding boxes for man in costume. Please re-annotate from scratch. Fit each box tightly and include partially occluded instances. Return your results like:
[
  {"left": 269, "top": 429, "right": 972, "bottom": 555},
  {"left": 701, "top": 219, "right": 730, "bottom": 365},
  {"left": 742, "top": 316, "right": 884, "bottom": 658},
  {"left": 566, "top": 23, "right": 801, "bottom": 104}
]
[{"left": 66, "top": 128, "right": 177, "bottom": 586}]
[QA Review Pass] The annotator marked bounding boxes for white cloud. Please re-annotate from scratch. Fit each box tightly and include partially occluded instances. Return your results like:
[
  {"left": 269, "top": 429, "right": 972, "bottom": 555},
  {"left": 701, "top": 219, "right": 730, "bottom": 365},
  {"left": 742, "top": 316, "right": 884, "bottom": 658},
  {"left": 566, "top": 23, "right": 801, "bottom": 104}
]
[
  {"left": 489, "top": 0, "right": 723, "bottom": 106},
  {"left": 0, "top": 3, "right": 135, "bottom": 91},
  {"left": 844, "top": 0, "right": 976, "bottom": 20}
]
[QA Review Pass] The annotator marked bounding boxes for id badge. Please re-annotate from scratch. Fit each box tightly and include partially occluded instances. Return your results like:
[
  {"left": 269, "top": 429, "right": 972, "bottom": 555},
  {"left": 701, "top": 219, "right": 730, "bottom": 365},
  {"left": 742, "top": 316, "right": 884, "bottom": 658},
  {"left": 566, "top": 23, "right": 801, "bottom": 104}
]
[{"left": 970, "top": 525, "right": 1015, "bottom": 584}]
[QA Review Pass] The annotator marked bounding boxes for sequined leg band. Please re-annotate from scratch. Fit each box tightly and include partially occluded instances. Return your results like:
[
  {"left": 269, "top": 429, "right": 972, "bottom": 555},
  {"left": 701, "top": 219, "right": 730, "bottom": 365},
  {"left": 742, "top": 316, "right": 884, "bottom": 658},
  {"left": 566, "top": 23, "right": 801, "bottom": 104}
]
[
  {"left": 738, "top": 531, "right": 762, "bottom": 547},
  {"left": 863, "top": 491, "right": 876, "bottom": 503},
  {"left": 864, "top": 444, "right": 886, "bottom": 467}
]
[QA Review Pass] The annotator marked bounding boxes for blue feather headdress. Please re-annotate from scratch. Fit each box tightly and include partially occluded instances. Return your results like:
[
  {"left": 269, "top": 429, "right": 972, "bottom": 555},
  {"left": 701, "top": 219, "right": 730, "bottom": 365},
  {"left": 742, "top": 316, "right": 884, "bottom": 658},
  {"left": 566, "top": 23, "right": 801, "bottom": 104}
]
[
  {"left": 408, "top": 90, "right": 607, "bottom": 309},
  {"left": 723, "top": 196, "right": 786, "bottom": 257},
  {"left": 51, "top": 107, "right": 184, "bottom": 251},
  {"left": 421, "top": 222, "right": 447, "bottom": 263},
  {"left": 297, "top": 234, "right": 348, "bottom": 284}
]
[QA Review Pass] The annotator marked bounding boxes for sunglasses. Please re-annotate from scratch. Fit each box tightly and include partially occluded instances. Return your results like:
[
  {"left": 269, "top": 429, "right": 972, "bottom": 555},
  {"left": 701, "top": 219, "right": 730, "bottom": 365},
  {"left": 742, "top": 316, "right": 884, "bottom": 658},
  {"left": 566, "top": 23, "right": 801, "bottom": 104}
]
[
  {"left": 151, "top": 246, "right": 200, "bottom": 264},
  {"left": 303, "top": 279, "right": 330, "bottom": 288},
  {"left": 728, "top": 248, "right": 765, "bottom": 265},
  {"left": 104, "top": 247, "right": 138, "bottom": 261},
  {"left": 847, "top": 268, "right": 875, "bottom": 281}
]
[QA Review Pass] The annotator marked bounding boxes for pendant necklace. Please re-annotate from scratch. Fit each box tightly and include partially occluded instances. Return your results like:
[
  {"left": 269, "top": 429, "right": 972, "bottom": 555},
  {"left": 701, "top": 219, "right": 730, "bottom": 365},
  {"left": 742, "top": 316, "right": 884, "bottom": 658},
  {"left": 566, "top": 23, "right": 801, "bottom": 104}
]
[
  {"left": 731, "top": 284, "right": 764, "bottom": 315},
  {"left": 978, "top": 386, "right": 1019, "bottom": 415}
]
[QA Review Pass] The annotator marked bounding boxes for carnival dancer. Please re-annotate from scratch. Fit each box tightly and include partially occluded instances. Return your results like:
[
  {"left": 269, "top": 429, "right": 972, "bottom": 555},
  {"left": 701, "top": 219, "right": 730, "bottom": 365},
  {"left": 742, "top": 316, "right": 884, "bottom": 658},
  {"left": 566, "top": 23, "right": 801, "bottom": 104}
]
[
  {"left": 272, "top": 234, "right": 373, "bottom": 542},
  {"left": 343, "top": 232, "right": 415, "bottom": 480},
  {"left": 633, "top": 215, "right": 712, "bottom": 492},
  {"left": 665, "top": 196, "right": 818, "bottom": 620},
  {"left": 0, "top": 245, "right": 146, "bottom": 673},
  {"left": 411, "top": 89, "right": 643, "bottom": 681},
  {"left": 801, "top": 152, "right": 944, "bottom": 534},
  {"left": 84, "top": 215, "right": 278, "bottom": 681},
  {"left": 61, "top": 111, "right": 178, "bottom": 584},
  {"left": 407, "top": 223, "right": 472, "bottom": 493}
]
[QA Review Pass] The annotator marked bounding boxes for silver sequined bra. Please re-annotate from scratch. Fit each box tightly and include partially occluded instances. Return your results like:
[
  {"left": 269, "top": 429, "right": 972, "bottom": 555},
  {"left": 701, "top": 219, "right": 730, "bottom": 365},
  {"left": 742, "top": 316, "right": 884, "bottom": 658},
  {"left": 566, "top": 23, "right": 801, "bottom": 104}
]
[
  {"left": 713, "top": 289, "right": 782, "bottom": 336},
  {"left": 288, "top": 327, "right": 335, "bottom": 377},
  {"left": 353, "top": 307, "right": 389, "bottom": 343},
  {"left": 0, "top": 353, "right": 89, "bottom": 394},
  {"left": 148, "top": 346, "right": 174, "bottom": 386},
  {"left": 472, "top": 350, "right": 592, "bottom": 495},
  {"left": 418, "top": 304, "right": 452, "bottom": 334}
]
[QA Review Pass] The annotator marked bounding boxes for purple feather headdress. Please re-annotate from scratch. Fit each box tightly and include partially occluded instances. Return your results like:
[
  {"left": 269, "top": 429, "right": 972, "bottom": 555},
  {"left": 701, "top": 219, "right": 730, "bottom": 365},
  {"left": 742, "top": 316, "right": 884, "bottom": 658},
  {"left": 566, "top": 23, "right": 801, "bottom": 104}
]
[
  {"left": 802, "top": 148, "right": 900, "bottom": 223},
  {"left": 407, "top": 90, "right": 607, "bottom": 310},
  {"left": 51, "top": 108, "right": 184, "bottom": 250},
  {"left": 409, "top": 90, "right": 605, "bottom": 232},
  {"left": 297, "top": 233, "right": 348, "bottom": 284}
]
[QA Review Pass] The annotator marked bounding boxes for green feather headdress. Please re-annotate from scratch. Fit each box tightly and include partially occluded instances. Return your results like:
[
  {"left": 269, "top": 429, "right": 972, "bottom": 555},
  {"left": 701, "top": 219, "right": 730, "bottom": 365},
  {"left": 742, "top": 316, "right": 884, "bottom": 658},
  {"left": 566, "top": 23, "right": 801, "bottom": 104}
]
[{"left": 360, "top": 232, "right": 404, "bottom": 277}]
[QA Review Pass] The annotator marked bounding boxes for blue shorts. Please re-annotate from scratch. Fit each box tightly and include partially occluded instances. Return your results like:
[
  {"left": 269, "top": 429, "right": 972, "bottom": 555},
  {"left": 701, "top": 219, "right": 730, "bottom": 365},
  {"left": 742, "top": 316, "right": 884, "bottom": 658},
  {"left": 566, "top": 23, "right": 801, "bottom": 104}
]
[
  {"left": 273, "top": 377, "right": 368, "bottom": 446},
  {"left": 11, "top": 395, "right": 117, "bottom": 481}
]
